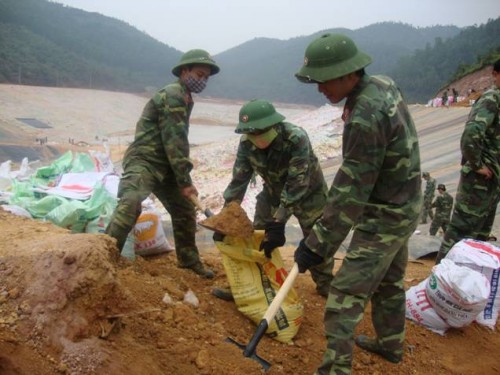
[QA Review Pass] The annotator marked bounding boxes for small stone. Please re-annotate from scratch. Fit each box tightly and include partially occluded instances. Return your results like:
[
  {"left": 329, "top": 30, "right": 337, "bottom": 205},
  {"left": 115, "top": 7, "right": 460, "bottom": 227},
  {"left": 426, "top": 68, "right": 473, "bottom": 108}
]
[
  {"left": 195, "top": 348, "right": 210, "bottom": 369},
  {"left": 63, "top": 255, "right": 77, "bottom": 265}
]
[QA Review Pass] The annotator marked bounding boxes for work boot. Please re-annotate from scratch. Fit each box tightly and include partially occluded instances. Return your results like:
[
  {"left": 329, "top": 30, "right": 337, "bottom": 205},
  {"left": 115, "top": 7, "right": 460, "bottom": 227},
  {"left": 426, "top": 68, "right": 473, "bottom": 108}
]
[
  {"left": 212, "top": 287, "right": 234, "bottom": 301},
  {"left": 316, "top": 284, "right": 330, "bottom": 298},
  {"left": 186, "top": 262, "right": 215, "bottom": 279},
  {"left": 355, "top": 335, "right": 402, "bottom": 364}
]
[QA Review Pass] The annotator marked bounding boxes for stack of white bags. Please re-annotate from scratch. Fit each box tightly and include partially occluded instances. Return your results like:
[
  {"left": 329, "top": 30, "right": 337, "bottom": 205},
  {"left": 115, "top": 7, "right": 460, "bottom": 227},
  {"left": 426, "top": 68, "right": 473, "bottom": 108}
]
[{"left": 406, "top": 239, "right": 500, "bottom": 335}]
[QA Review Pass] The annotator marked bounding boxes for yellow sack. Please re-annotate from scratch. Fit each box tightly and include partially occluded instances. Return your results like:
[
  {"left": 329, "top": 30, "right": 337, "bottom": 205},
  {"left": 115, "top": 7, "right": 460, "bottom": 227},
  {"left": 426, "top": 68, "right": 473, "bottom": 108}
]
[{"left": 215, "top": 230, "right": 303, "bottom": 343}]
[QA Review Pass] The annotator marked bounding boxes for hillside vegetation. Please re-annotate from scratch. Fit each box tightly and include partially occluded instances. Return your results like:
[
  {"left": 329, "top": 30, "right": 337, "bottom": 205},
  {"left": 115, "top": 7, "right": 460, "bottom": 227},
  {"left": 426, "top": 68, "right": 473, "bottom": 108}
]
[
  {"left": 0, "top": 0, "right": 498, "bottom": 104},
  {"left": 0, "top": 0, "right": 182, "bottom": 91}
]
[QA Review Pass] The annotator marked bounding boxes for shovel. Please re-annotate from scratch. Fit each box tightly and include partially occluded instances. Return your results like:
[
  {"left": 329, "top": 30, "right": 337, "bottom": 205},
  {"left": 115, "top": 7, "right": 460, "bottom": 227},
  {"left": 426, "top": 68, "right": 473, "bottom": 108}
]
[
  {"left": 226, "top": 262, "right": 300, "bottom": 371},
  {"left": 189, "top": 195, "right": 229, "bottom": 235},
  {"left": 189, "top": 195, "right": 214, "bottom": 218}
]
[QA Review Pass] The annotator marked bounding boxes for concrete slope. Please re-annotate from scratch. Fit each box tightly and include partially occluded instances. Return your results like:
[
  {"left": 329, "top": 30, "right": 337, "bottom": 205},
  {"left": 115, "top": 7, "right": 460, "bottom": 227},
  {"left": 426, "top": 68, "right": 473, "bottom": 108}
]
[{"left": 321, "top": 104, "right": 499, "bottom": 256}]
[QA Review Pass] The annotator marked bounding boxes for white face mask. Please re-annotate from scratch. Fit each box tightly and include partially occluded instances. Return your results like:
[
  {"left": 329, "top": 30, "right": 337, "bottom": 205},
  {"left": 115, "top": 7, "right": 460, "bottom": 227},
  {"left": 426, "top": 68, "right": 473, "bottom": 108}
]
[{"left": 185, "top": 75, "right": 208, "bottom": 93}]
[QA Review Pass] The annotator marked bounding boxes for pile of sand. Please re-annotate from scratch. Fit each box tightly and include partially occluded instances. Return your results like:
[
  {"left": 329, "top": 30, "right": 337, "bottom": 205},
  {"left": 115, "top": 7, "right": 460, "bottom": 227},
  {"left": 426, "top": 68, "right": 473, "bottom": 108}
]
[{"left": 200, "top": 201, "right": 254, "bottom": 238}]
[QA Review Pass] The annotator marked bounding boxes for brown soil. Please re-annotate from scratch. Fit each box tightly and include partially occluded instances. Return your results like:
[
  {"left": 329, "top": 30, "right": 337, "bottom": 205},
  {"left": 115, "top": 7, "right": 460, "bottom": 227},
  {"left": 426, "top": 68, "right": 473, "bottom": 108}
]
[
  {"left": 1, "top": 208, "right": 499, "bottom": 375},
  {"left": 200, "top": 202, "right": 254, "bottom": 238}
]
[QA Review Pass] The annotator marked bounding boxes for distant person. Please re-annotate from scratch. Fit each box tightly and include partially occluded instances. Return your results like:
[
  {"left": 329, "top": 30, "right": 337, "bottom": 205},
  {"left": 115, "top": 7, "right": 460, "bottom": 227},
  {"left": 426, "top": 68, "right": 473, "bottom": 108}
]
[
  {"left": 436, "top": 59, "right": 500, "bottom": 264},
  {"left": 429, "top": 184, "right": 454, "bottom": 236},
  {"left": 293, "top": 33, "right": 422, "bottom": 374},
  {"left": 105, "top": 49, "right": 220, "bottom": 278},
  {"left": 452, "top": 87, "right": 459, "bottom": 104},
  {"left": 421, "top": 171, "right": 436, "bottom": 224},
  {"left": 213, "top": 99, "right": 334, "bottom": 300},
  {"left": 441, "top": 89, "right": 449, "bottom": 108}
]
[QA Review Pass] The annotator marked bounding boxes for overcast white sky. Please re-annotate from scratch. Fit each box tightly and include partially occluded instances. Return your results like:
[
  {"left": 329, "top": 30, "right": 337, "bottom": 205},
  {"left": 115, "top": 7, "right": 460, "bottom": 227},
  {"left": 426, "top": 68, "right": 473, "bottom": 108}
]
[{"left": 51, "top": 0, "right": 499, "bottom": 54}]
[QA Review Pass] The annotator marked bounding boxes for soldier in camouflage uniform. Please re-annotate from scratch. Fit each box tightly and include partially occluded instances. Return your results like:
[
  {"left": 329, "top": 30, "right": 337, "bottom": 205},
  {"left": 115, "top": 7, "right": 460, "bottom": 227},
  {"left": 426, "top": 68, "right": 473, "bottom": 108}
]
[
  {"left": 436, "top": 59, "right": 500, "bottom": 264},
  {"left": 105, "top": 49, "right": 220, "bottom": 278},
  {"left": 294, "top": 34, "right": 422, "bottom": 374},
  {"left": 420, "top": 171, "right": 436, "bottom": 224},
  {"left": 214, "top": 99, "right": 334, "bottom": 300},
  {"left": 429, "top": 184, "right": 454, "bottom": 236}
]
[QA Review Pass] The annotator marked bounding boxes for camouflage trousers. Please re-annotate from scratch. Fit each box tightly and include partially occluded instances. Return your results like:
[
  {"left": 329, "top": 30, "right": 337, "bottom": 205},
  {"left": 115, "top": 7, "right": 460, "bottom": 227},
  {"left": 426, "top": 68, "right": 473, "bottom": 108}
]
[
  {"left": 429, "top": 214, "right": 450, "bottom": 236},
  {"left": 105, "top": 165, "right": 202, "bottom": 268},
  {"left": 316, "top": 229, "right": 410, "bottom": 375},
  {"left": 437, "top": 170, "right": 500, "bottom": 262},
  {"left": 420, "top": 200, "right": 434, "bottom": 223},
  {"left": 253, "top": 188, "right": 334, "bottom": 293}
]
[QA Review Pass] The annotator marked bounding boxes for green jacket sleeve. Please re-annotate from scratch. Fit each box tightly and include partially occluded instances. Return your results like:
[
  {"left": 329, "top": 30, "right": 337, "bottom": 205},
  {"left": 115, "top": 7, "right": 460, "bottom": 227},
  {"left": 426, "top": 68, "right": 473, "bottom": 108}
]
[
  {"left": 280, "top": 128, "right": 315, "bottom": 208},
  {"left": 154, "top": 86, "right": 193, "bottom": 187},
  {"left": 460, "top": 89, "right": 500, "bottom": 174}
]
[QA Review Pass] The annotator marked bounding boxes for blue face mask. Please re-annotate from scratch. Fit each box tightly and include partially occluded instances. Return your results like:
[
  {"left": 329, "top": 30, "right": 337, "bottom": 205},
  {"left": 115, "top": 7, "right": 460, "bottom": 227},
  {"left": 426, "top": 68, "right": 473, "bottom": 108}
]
[{"left": 185, "top": 75, "right": 208, "bottom": 93}]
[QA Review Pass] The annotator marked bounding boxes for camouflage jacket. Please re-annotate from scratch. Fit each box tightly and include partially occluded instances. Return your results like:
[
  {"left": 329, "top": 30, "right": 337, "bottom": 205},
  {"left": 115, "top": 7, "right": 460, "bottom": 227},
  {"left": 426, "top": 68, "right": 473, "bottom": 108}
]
[
  {"left": 431, "top": 191, "right": 453, "bottom": 220},
  {"left": 423, "top": 177, "right": 436, "bottom": 204},
  {"left": 122, "top": 81, "right": 194, "bottom": 187},
  {"left": 306, "top": 75, "right": 422, "bottom": 257},
  {"left": 223, "top": 122, "right": 326, "bottom": 211},
  {"left": 460, "top": 87, "right": 500, "bottom": 180}
]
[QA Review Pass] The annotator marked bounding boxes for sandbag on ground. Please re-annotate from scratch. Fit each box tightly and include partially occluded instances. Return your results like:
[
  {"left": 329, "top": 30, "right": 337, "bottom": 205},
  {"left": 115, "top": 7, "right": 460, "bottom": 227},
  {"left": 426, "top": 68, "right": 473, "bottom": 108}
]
[{"left": 215, "top": 230, "right": 303, "bottom": 343}]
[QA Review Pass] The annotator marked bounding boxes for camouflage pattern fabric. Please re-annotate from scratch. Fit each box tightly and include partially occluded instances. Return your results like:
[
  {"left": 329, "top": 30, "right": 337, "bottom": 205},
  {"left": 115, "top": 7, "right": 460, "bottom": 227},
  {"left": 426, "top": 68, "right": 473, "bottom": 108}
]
[
  {"left": 421, "top": 177, "right": 436, "bottom": 223},
  {"left": 223, "top": 122, "right": 334, "bottom": 290},
  {"left": 123, "top": 81, "right": 194, "bottom": 186},
  {"left": 253, "top": 187, "right": 334, "bottom": 291},
  {"left": 437, "top": 87, "right": 500, "bottom": 261},
  {"left": 106, "top": 81, "right": 202, "bottom": 268},
  {"left": 304, "top": 75, "right": 422, "bottom": 374},
  {"left": 429, "top": 191, "right": 453, "bottom": 235},
  {"left": 317, "top": 231, "right": 409, "bottom": 375}
]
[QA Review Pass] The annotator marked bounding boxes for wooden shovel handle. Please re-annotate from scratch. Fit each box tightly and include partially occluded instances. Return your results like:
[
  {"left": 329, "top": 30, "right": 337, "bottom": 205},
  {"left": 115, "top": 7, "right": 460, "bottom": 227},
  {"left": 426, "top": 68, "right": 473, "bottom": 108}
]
[
  {"left": 189, "top": 195, "right": 214, "bottom": 217},
  {"left": 262, "top": 263, "right": 299, "bottom": 323},
  {"left": 189, "top": 195, "right": 205, "bottom": 211}
]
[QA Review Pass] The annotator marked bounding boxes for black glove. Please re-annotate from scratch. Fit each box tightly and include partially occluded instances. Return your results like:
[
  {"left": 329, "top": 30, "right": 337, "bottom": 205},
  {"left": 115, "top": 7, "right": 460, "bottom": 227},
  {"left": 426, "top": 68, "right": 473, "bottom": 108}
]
[
  {"left": 213, "top": 232, "right": 225, "bottom": 242},
  {"left": 294, "top": 240, "right": 323, "bottom": 273},
  {"left": 259, "top": 222, "right": 286, "bottom": 258}
]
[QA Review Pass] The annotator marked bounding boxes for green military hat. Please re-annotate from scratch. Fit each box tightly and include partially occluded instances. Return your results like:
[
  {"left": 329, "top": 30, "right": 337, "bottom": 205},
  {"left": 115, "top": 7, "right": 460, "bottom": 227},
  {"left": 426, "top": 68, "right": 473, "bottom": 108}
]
[
  {"left": 422, "top": 172, "right": 430, "bottom": 178},
  {"left": 235, "top": 99, "right": 285, "bottom": 134},
  {"left": 171, "top": 49, "right": 220, "bottom": 77},
  {"left": 437, "top": 184, "right": 446, "bottom": 191},
  {"left": 295, "top": 33, "right": 372, "bottom": 83}
]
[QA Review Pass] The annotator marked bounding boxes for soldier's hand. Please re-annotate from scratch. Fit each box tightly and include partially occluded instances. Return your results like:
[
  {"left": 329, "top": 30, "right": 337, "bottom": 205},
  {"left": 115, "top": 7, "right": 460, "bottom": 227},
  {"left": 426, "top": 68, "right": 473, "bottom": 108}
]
[
  {"left": 476, "top": 166, "right": 493, "bottom": 180},
  {"left": 294, "top": 240, "right": 323, "bottom": 273},
  {"left": 259, "top": 222, "right": 286, "bottom": 258},
  {"left": 181, "top": 185, "right": 198, "bottom": 199}
]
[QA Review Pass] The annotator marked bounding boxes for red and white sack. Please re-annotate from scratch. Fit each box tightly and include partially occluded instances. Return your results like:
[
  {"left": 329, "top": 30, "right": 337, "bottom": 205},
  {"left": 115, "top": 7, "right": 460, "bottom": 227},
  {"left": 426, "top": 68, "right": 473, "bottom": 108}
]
[
  {"left": 426, "top": 259, "right": 490, "bottom": 328},
  {"left": 406, "top": 279, "right": 450, "bottom": 335},
  {"left": 445, "top": 239, "right": 500, "bottom": 329}
]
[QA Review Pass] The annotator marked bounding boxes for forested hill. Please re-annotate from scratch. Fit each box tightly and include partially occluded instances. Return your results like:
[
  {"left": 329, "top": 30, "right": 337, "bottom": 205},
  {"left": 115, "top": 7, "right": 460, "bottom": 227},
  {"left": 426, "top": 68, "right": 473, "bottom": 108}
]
[
  {"left": 1, "top": 0, "right": 498, "bottom": 104},
  {"left": 0, "top": 0, "right": 182, "bottom": 91},
  {"left": 206, "top": 22, "right": 462, "bottom": 104}
]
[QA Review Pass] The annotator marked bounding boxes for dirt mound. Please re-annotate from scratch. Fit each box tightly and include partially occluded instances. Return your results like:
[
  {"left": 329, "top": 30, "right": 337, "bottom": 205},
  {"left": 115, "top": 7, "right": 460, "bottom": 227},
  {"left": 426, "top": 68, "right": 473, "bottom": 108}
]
[
  {"left": 1, "top": 208, "right": 499, "bottom": 375},
  {"left": 200, "top": 201, "right": 254, "bottom": 238}
]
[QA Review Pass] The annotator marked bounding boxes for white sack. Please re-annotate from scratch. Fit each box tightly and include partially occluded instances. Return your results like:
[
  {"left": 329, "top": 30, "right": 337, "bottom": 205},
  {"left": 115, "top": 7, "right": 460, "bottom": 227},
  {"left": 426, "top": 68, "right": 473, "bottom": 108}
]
[
  {"left": 426, "top": 259, "right": 490, "bottom": 327},
  {"left": 446, "top": 239, "right": 500, "bottom": 329},
  {"left": 406, "top": 278, "right": 449, "bottom": 335},
  {"left": 133, "top": 203, "right": 173, "bottom": 256},
  {"left": 1, "top": 204, "right": 32, "bottom": 218}
]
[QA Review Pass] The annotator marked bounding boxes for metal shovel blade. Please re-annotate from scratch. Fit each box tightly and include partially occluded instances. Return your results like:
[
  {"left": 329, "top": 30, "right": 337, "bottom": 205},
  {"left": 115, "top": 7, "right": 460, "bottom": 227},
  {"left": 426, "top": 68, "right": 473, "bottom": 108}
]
[
  {"left": 225, "top": 337, "right": 271, "bottom": 371},
  {"left": 197, "top": 221, "right": 227, "bottom": 235}
]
